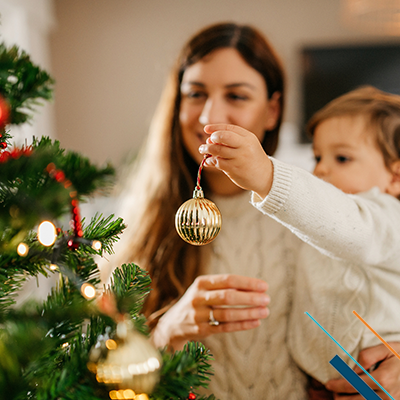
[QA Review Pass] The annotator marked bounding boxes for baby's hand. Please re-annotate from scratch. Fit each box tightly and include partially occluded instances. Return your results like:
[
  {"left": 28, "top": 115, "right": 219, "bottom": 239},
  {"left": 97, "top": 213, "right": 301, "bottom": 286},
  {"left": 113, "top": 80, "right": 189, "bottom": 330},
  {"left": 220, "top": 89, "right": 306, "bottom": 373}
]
[{"left": 199, "top": 124, "right": 273, "bottom": 199}]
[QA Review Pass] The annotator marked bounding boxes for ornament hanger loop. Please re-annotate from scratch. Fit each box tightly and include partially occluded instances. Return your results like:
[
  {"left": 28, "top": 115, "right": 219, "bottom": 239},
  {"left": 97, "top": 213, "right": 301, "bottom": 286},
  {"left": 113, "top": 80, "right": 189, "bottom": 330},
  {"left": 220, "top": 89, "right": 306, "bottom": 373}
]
[{"left": 195, "top": 154, "right": 210, "bottom": 191}]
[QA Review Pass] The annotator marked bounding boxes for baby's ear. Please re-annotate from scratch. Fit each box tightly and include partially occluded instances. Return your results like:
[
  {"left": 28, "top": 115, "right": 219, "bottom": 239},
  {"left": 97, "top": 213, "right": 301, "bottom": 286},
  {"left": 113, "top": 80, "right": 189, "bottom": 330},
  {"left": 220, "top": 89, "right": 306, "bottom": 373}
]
[{"left": 388, "top": 160, "right": 400, "bottom": 198}]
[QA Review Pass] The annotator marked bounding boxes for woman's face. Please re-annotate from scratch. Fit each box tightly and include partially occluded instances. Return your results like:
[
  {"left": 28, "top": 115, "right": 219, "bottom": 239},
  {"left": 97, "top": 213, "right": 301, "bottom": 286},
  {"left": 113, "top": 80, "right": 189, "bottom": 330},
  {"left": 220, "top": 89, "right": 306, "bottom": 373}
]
[{"left": 179, "top": 47, "right": 279, "bottom": 164}]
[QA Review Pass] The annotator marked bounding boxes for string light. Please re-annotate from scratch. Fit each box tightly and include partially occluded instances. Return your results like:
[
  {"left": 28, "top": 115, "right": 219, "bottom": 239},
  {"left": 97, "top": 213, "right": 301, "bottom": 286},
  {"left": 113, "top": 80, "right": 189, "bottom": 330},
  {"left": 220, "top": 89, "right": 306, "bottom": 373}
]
[
  {"left": 124, "top": 390, "right": 136, "bottom": 399},
  {"left": 81, "top": 283, "right": 96, "bottom": 299},
  {"left": 17, "top": 242, "right": 29, "bottom": 257},
  {"left": 106, "top": 339, "right": 118, "bottom": 350},
  {"left": 109, "top": 390, "right": 149, "bottom": 400},
  {"left": 37, "top": 220, "right": 57, "bottom": 246},
  {"left": 91, "top": 240, "right": 102, "bottom": 251},
  {"left": 135, "top": 394, "right": 149, "bottom": 400},
  {"left": 49, "top": 264, "right": 58, "bottom": 271}
]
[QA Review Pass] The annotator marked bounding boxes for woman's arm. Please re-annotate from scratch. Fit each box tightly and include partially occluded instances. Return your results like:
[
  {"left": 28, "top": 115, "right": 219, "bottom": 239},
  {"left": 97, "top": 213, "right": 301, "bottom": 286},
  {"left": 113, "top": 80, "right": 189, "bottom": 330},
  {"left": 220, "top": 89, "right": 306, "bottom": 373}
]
[
  {"left": 306, "top": 343, "right": 400, "bottom": 399},
  {"left": 326, "top": 343, "right": 400, "bottom": 399},
  {"left": 150, "top": 274, "right": 270, "bottom": 350}
]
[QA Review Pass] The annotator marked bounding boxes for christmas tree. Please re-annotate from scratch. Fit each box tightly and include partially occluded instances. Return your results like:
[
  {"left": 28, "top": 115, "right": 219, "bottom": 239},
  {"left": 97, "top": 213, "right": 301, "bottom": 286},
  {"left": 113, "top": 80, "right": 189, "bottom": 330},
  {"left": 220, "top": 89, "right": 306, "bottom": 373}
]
[{"left": 0, "top": 42, "right": 215, "bottom": 400}]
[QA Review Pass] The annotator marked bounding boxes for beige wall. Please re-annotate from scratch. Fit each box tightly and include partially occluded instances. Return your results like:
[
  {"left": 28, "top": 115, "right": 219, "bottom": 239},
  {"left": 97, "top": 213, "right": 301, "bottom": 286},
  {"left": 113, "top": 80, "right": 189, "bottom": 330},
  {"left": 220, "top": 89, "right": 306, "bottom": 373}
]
[
  {"left": 0, "top": 0, "right": 55, "bottom": 146},
  {"left": 49, "top": 0, "right": 400, "bottom": 166}
]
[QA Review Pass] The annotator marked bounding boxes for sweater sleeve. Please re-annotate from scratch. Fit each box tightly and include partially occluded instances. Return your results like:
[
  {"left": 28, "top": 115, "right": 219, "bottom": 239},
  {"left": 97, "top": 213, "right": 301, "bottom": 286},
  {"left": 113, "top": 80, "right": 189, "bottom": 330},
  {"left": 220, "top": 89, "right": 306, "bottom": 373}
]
[{"left": 251, "top": 157, "right": 400, "bottom": 268}]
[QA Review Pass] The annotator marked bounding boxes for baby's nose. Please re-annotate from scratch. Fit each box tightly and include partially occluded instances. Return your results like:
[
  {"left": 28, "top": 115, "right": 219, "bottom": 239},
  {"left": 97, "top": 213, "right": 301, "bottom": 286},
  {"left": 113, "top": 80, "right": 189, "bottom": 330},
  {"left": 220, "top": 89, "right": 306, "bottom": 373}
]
[{"left": 313, "top": 162, "right": 328, "bottom": 178}]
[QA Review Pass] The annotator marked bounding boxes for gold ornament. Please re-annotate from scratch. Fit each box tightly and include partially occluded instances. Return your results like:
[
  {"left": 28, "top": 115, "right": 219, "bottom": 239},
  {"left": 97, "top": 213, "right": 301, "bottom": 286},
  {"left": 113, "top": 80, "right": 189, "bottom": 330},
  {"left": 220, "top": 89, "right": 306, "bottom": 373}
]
[
  {"left": 175, "top": 188, "right": 222, "bottom": 245},
  {"left": 89, "top": 320, "right": 162, "bottom": 395},
  {"left": 175, "top": 156, "right": 222, "bottom": 245}
]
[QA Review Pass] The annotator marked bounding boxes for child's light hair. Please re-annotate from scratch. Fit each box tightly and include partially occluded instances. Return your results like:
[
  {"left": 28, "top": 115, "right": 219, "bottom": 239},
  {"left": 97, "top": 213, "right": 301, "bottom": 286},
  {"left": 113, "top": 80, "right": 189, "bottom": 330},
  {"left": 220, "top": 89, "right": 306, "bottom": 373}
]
[{"left": 307, "top": 86, "right": 400, "bottom": 170}]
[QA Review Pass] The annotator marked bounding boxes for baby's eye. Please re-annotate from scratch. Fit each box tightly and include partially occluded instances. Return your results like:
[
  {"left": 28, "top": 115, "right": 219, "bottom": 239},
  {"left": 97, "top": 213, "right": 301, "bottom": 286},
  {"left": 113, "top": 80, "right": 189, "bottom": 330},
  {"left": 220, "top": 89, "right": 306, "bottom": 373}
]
[
  {"left": 314, "top": 155, "right": 321, "bottom": 163},
  {"left": 336, "top": 155, "right": 351, "bottom": 163}
]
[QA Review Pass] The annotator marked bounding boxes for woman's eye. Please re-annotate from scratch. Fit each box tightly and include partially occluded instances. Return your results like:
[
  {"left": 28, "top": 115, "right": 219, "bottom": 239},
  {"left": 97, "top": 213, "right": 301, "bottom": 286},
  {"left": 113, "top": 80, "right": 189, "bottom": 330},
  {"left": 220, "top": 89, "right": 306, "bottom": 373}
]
[
  {"left": 336, "top": 155, "right": 351, "bottom": 163},
  {"left": 184, "top": 91, "right": 206, "bottom": 100},
  {"left": 227, "top": 93, "right": 248, "bottom": 101}
]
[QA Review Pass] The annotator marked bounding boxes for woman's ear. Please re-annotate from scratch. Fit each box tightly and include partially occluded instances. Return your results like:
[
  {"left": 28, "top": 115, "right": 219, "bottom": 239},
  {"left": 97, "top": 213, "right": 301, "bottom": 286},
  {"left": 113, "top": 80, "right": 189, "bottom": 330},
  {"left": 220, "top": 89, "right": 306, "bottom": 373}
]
[
  {"left": 264, "top": 91, "right": 281, "bottom": 131},
  {"left": 387, "top": 160, "right": 400, "bottom": 198}
]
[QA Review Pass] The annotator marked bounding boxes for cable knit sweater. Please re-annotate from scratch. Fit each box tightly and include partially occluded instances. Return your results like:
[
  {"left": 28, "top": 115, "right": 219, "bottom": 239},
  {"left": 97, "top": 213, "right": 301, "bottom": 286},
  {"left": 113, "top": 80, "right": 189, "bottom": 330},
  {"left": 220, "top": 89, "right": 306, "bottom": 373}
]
[
  {"left": 251, "top": 157, "right": 400, "bottom": 384},
  {"left": 200, "top": 191, "right": 308, "bottom": 400}
]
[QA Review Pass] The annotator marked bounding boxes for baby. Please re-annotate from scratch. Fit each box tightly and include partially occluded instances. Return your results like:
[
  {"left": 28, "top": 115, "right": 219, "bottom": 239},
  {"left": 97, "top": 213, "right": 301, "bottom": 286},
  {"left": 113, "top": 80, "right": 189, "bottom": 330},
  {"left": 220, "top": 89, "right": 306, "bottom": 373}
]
[{"left": 199, "top": 86, "right": 400, "bottom": 384}]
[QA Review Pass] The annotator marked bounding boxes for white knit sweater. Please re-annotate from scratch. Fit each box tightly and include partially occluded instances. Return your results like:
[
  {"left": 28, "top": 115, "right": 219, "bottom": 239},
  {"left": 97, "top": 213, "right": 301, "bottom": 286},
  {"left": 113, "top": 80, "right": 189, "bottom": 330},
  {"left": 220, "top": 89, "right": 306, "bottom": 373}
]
[
  {"left": 251, "top": 157, "right": 400, "bottom": 384},
  {"left": 201, "top": 191, "right": 308, "bottom": 400}
]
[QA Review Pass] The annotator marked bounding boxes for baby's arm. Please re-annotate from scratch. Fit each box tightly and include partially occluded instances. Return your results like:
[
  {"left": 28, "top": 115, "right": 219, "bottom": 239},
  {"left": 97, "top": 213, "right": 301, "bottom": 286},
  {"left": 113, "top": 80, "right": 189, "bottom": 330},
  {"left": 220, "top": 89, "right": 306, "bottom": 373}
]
[
  {"left": 200, "top": 124, "right": 274, "bottom": 199},
  {"left": 199, "top": 124, "right": 400, "bottom": 267},
  {"left": 255, "top": 156, "right": 400, "bottom": 267}
]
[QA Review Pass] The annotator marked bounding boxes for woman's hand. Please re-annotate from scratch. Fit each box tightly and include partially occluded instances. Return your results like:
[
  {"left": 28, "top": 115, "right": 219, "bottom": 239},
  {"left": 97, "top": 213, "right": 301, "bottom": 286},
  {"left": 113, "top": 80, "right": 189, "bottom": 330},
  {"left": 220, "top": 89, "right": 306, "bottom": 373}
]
[
  {"left": 199, "top": 124, "right": 273, "bottom": 199},
  {"left": 326, "top": 342, "right": 400, "bottom": 399},
  {"left": 151, "top": 274, "right": 270, "bottom": 351}
]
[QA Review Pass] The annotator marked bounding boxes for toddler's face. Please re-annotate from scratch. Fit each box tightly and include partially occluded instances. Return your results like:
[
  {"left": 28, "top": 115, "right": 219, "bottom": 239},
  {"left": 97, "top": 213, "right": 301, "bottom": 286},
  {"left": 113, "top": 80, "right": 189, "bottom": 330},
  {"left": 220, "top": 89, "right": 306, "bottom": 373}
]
[{"left": 313, "top": 114, "right": 393, "bottom": 195}]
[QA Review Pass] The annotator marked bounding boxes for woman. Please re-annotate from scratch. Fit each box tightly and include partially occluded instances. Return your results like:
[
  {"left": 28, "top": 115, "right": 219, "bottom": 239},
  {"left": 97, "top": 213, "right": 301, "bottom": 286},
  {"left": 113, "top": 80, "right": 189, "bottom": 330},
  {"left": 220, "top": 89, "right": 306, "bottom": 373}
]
[{"left": 109, "top": 22, "right": 400, "bottom": 399}]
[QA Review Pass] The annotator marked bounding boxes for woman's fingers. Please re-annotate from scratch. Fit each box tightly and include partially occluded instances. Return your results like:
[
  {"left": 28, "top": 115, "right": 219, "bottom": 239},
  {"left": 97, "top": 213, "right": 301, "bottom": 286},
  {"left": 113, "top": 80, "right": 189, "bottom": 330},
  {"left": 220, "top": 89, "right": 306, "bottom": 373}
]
[
  {"left": 192, "top": 275, "right": 270, "bottom": 310},
  {"left": 210, "top": 319, "right": 262, "bottom": 333},
  {"left": 333, "top": 394, "right": 362, "bottom": 399},
  {"left": 198, "top": 288, "right": 270, "bottom": 307},
  {"left": 193, "top": 275, "right": 270, "bottom": 330},
  {"left": 196, "top": 305, "right": 269, "bottom": 324},
  {"left": 152, "top": 274, "right": 270, "bottom": 350},
  {"left": 333, "top": 391, "right": 392, "bottom": 400},
  {"left": 353, "top": 343, "right": 392, "bottom": 373},
  {"left": 195, "top": 274, "right": 268, "bottom": 292},
  {"left": 212, "top": 305, "right": 270, "bottom": 322},
  {"left": 193, "top": 319, "right": 263, "bottom": 339}
]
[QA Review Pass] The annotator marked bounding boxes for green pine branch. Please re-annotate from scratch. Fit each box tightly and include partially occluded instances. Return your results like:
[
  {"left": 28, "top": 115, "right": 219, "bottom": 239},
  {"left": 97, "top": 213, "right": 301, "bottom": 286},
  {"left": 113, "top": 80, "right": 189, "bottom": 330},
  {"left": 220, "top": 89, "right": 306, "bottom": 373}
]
[
  {"left": 108, "top": 263, "right": 151, "bottom": 333},
  {"left": 0, "top": 137, "right": 114, "bottom": 252},
  {"left": 0, "top": 129, "right": 12, "bottom": 148},
  {"left": 81, "top": 213, "right": 126, "bottom": 257},
  {"left": 152, "top": 342, "right": 215, "bottom": 400},
  {"left": 0, "top": 43, "right": 54, "bottom": 126}
]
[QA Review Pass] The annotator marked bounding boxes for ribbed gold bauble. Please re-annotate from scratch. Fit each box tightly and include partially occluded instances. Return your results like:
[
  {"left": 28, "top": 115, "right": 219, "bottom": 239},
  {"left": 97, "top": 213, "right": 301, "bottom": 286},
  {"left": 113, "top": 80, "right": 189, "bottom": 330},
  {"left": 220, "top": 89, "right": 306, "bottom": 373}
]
[
  {"left": 175, "top": 188, "right": 222, "bottom": 245},
  {"left": 89, "top": 321, "right": 162, "bottom": 395}
]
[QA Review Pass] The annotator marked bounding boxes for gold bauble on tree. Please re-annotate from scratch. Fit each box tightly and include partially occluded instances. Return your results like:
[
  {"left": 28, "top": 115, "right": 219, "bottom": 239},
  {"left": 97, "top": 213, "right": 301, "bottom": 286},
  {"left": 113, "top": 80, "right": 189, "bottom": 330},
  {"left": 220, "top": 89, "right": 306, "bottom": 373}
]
[
  {"left": 89, "top": 320, "right": 162, "bottom": 398},
  {"left": 175, "top": 156, "right": 222, "bottom": 245}
]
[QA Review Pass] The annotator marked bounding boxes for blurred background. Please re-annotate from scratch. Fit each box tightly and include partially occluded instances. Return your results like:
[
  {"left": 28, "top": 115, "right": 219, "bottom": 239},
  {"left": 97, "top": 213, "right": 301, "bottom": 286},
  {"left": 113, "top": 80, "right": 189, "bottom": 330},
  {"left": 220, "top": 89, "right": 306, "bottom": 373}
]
[{"left": 2, "top": 0, "right": 400, "bottom": 171}]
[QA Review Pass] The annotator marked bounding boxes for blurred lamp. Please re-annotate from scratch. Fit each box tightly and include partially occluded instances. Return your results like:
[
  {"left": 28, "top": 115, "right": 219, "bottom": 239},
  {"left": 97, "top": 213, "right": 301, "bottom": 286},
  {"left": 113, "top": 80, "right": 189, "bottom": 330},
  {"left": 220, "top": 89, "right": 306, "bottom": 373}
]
[{"left": 342, "top": 0, "right": 400, "bottom": 35}]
